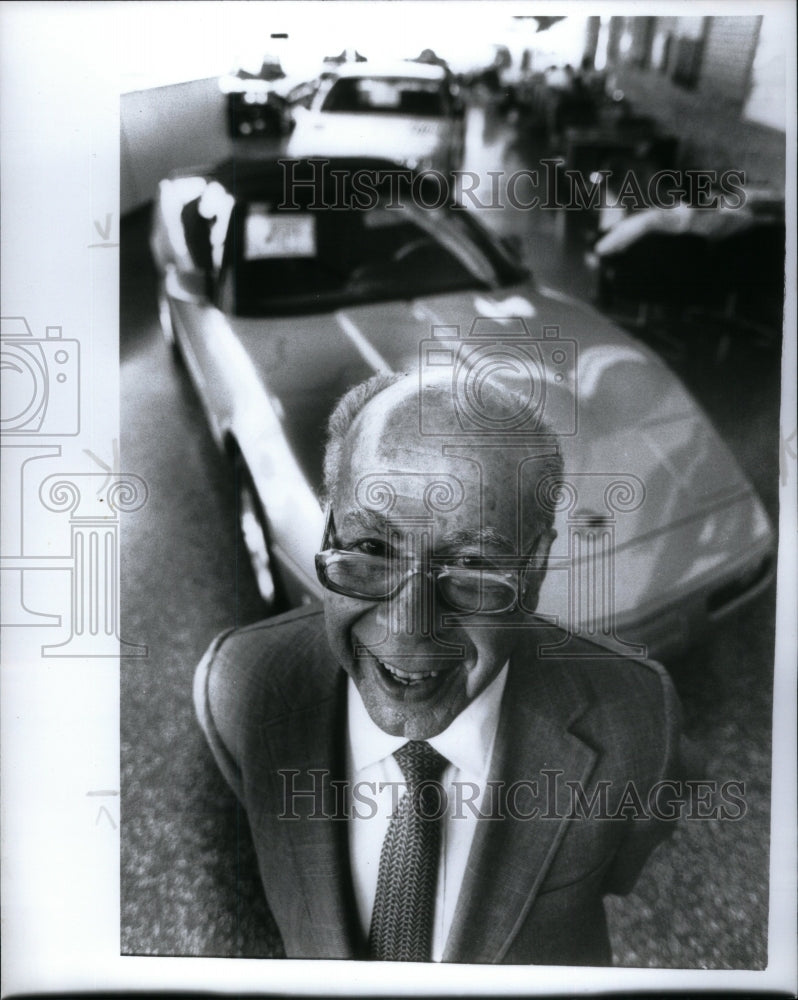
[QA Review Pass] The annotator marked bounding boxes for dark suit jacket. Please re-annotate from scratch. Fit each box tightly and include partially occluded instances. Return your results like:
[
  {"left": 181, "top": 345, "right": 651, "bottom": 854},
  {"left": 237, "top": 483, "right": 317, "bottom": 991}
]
[{"left": 194, "top": 605, "right": 682, "bottom": 965}]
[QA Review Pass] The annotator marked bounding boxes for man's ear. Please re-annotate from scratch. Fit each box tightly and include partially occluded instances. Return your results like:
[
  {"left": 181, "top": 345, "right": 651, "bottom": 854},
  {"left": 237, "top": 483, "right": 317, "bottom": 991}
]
[{"left": 521, "top": 527, "right": 557, "bottom": 611}]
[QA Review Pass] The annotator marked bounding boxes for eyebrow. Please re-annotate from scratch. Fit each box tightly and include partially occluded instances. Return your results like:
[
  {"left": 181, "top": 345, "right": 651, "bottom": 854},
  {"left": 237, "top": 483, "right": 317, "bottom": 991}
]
[
  {"left": 437, "top": 527, "right": 516, "bottom": 554},
  {"left": 339, "top": 509, "right": 387, "bottom": 533},
  {"left": 337, "top": 511, "right": 516, "bottom": 554}
]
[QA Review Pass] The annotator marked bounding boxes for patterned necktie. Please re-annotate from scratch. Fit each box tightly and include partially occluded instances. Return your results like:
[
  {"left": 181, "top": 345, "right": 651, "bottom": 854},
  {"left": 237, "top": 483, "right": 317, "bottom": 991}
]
[{"left": 369, "top": 740, "right": 448, "bottom": 962}]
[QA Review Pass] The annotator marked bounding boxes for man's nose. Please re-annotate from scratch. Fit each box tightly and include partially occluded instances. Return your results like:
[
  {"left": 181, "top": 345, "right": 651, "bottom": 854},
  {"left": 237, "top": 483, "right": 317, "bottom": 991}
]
[{"left": 376, "top": 569, "right": 435, "bottom": 639}]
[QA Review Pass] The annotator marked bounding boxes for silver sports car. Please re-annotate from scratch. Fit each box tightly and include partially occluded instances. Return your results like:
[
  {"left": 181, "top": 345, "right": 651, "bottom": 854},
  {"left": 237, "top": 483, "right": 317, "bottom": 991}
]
[{"left": 150, "top": 157, "right": 774, "bottom": 661}]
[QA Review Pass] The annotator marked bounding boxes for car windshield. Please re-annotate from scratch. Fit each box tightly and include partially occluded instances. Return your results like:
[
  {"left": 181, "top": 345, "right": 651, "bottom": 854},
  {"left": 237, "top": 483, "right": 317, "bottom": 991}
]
[
  {"left": 321, "top": 76, "right": 447, "bottom": 116},
  {"left": 217, "top": 193, "right": 525, "bottom": 317}
]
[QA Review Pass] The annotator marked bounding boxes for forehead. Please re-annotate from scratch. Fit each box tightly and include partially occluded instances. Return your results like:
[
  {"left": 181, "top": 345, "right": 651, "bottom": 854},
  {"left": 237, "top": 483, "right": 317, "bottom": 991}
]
[
  {"left": 334, "top": 384, "right": 520, "bottom": 536},
  {"left": 338, "top": 385, "right": 475, "bottom": 495}
]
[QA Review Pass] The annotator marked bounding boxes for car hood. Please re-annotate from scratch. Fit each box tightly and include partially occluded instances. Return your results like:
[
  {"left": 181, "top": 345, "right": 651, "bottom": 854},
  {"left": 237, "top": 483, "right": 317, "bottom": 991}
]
[
  {"left": 288, "top": 112, "right": 446, "bottom": 165},
  {"left": 225, "top": 282, "right": 772, "bottom": 624}
]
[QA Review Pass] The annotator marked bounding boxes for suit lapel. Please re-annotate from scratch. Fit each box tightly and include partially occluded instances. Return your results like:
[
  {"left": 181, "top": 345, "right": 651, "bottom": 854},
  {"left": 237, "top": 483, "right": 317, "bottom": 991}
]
[
  {"left": 258, "top": 672, "right": 363, "bottom": 958},
  {"left": 442, "top": 644, "right": 598, "bottom": 964}
]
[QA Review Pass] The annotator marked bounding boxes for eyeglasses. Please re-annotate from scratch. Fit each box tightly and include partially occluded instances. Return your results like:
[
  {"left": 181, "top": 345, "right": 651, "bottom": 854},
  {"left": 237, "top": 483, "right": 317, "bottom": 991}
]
[{"left": 314, "top": 509, "right": 533, "bottom": 615}]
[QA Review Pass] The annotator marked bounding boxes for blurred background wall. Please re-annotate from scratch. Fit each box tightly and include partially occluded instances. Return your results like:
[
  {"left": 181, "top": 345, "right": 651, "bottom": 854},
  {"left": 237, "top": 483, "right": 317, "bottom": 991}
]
[
  {"left": 120, "top": 9, "right": 787, "bottom": 213},
  {"left": 600, "top": 14, "right": 785, "bottom": 186},
  {"left": 121, "top": 79, "right": 229, "bottom": 213}
]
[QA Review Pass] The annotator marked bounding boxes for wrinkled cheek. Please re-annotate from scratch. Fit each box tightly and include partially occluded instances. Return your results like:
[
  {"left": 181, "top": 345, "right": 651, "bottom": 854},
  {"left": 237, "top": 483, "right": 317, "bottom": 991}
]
[
  {"left": 323, "top": 595, "right": 374, "bottom": 664},
  {"left": 462, "top": 630, "right": 514, "bottom": 697}
]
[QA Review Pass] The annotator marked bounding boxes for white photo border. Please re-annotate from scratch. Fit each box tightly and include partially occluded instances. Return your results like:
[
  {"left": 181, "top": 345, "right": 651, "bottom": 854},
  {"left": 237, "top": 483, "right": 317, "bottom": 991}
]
[{"left": 1, "top": 0, "right": 795, "bottom": 995}]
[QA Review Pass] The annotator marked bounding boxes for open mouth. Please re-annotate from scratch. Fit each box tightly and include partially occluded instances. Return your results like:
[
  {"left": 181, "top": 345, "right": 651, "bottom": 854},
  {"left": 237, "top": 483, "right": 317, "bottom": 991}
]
[
  {"left": 364, "top": 649, "right": 462, "bottom": 699},
  {"left": 377, "top": 658, "right": 445, "bottom": 686},
  {"left": 352, "top": 635, "right": 467, "bottom": 701}
]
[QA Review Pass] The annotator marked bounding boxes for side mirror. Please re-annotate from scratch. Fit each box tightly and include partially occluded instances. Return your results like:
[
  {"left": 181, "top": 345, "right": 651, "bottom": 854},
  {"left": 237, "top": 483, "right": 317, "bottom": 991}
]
[
  {"left": 162, "top": 262, "right": 212, "bottom": 305},
  {"left": 177, "top": 267, "right": 213, "bottom": 301}
]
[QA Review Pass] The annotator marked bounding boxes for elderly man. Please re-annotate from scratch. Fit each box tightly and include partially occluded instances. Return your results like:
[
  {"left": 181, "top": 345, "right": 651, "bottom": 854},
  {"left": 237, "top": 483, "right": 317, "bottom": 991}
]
[{"left": 194, "top": 370, "right": 681, "bottom": 965}]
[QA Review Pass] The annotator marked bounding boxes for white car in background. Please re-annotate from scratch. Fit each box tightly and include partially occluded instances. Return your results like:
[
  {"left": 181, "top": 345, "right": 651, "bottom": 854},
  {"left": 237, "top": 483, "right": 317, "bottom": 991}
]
[{"left": 287, "top": 61, "right": 465, "bottom": 174}]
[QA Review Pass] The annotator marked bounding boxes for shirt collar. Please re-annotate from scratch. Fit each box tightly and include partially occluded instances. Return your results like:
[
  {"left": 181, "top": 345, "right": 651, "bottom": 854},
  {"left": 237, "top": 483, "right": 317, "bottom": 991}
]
[{"left": 347, "top": 662, "right": 509, "bottom": 783}]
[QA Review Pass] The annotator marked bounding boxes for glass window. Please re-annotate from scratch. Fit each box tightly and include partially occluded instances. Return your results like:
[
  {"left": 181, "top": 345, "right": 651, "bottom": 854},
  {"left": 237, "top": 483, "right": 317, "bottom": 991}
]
[
  {"left": 220, "top": 193, "right": 521, "bottom": 317},
  {"left": 321, "top": 76, "right": 447, "bottom": 116}
]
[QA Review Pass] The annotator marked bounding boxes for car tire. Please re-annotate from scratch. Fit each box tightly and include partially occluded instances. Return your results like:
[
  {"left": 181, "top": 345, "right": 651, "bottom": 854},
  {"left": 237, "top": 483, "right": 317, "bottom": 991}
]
[{"left": 235, "top": 459, "right": 283, "bottom": 612}]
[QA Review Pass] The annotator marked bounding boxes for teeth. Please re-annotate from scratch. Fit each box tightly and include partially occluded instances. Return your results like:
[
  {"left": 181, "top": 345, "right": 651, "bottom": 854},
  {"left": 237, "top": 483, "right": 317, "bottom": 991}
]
[{"left": 379, "top": 660, "right": 441, "bottom": 684}]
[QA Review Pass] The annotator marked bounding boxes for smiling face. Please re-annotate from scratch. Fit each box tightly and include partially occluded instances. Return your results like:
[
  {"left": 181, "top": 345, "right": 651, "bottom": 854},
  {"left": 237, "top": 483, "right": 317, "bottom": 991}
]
[{"left": 322, "top": 379, "right": 555, "bottom": 739}]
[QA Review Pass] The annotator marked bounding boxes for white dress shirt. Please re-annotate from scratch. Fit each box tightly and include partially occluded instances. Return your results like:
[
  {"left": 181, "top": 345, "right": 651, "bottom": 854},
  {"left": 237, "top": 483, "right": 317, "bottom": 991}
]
[{"left": 346, "top": 663, "right": 509, "bottom": 961}]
